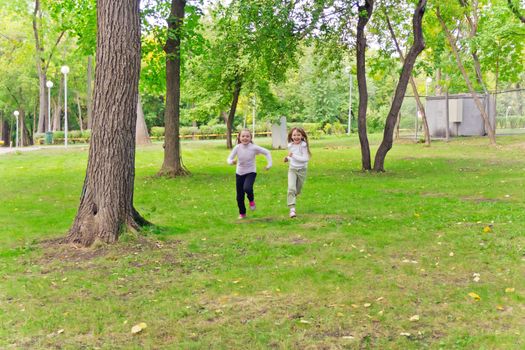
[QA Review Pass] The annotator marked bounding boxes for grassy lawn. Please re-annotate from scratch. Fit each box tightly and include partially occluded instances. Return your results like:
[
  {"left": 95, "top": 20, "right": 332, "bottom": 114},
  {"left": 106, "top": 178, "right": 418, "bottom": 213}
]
[{"left": 0, "top": 135, "right": 524, "bottom": 349}]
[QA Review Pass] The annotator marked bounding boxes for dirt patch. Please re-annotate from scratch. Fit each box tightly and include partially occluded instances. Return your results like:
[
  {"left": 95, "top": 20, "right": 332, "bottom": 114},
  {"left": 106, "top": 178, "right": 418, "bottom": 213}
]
[
  {"left": 36, "top": 235, "right": 181, "bottom": 266},
  {"left": 460, "top": 196, "right": 500, "bottom": 203}
]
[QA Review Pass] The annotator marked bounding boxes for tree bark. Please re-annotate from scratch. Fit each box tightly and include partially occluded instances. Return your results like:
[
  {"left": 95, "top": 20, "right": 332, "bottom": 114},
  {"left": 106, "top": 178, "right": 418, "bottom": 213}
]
[
  {"left": 436, "top": 7, "right": 496, "bottom": 145},
  {"left": 1, "top": 118, "right": 9, "bottom": 147},
  {"left": 356, "top": 0, "right": 373, "bottom": 170},
  {"left": 226, "top": 81, "right": 242, "bottom": 149},
  {"left": 373, "top": 0, "right": 427, "bottom": 172},
  {"left": 158, "top": 0, "right": 188, "bottom": 176},
  {"left": 65, "top": 0, "right": 148, "bottom": 247},
  {"left": 384, "top": 11, "right": 430, "bottom": 146},
  {"left": 136, "top": 95, "right": 151, "bottom": 146}
]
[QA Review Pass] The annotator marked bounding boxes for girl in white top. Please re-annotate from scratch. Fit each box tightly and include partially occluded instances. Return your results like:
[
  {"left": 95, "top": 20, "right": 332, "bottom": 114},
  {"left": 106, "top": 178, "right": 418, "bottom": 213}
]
[
  {"left": 227, "top": 129, "right": 272, "bottom": 219},
  {"left": 284, "top": 127, "right": 311, "bottom": 218}
]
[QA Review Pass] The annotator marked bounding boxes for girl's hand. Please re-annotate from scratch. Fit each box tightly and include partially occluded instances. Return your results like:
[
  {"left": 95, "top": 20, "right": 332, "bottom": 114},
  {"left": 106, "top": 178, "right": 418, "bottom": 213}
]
[
  {"left": 232, "top": 159, "right": 237, "bottom": 165},
  {"left": 283, "top": 156, "right": 289, "bottom": 163},
  {"left": 264, "top": 165, "right": 271, "bottom": 171},
  {"left": 288, "top": 152, "right": 293, "bottom": 157}
]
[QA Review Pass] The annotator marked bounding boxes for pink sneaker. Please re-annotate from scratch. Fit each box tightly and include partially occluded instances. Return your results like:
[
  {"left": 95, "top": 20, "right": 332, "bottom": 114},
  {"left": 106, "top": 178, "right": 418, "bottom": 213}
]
[
  {"left": 249, "top": 201, "right": 256, "bottom": 211},
  {"left": 238, "top": 214, "right": 246, "bottom": 219},
  {"left": 289, "top": 208, "right": 296, "bottom": 218}
]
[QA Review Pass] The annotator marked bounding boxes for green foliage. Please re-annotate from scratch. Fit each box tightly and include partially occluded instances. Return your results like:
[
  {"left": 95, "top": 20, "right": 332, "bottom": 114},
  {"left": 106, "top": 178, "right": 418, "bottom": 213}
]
[{"left": 150, "top": 126, "right": 165, "bottom": 137}]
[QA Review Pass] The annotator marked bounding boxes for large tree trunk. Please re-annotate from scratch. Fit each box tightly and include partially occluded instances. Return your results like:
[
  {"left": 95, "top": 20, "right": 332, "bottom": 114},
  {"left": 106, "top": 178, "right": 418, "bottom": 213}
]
[
  {"left": 158, "top": 0, "right": 188, "bottom": 177},
  {"left": 226, "top": 81, "right": 242, "bottom": 149},
  {"left": 136, "top": 95, "right": 151, "bottom": 146},
  {"left": 65, "top": 0, "right": 148, "bottom": 247},
  {"left": 373, "top": 0, "right": 427, "bottom": 172},
  {"left": 87, "top": 55, "right": 94, "bottom": 130},
  {"left": 436, "top": 7, "right": 496, "bottom": 145},
  {"left": 356, "top": 0, "right": 373, "bottom": 171},
  {"left": 384, "top": 11, "right": 430, "bottom": 146}
]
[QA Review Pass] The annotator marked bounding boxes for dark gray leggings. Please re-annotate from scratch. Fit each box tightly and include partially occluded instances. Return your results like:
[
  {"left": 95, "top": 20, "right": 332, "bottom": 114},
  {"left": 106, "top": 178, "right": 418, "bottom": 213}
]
[{"left": 235, "top": 172, "right": 257, "bottom": 214}]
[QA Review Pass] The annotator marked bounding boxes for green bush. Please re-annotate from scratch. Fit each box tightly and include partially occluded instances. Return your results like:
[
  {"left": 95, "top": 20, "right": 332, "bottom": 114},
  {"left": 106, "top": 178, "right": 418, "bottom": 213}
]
[
  {"left": 69, "top": 130, "right": 82, "bottom": 138},
  {"left": 82, "top": 129, "right": 92, "bottom": 138},
  {"left": 211, "top": 124, "right": 227, "bottom": 135},
  {"left": 151, "top": 127, "right": 165, "bottom": 137},
  {"left": 53, "top": 131, "right": 65, "bottom": 139},
  {"left": 180, "top": 127, "right": 200, "bottom": 136}
]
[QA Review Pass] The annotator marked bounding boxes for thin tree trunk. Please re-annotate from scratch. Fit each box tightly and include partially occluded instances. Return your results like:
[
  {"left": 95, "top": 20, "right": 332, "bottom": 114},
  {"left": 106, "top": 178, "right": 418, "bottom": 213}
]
[
  {"left": 87, "top": 55, "right": 94, "bottom": 130},
  {"left": 65, "top": 0, "right": 148, "bottom": 247},
  {"left": 32, "top": 0, "right": 64, "bottom": 134},
  {"left": 356, "top": 0, "right": 374, "bottom": 171},
  {"left": 373, "top": 0, "right": 427, "bottom": 172},
  {"left": 19, "top": 110, "right": 33, "bottom": 146},
  {"left": 136, "top": 94, "right": 151, "bottom": 145},
  {"left": 385, "top": 11, "right": 430, "bottom": 146},
  {"left": 158, "top": 0, "right": 188, "bottom": 176},
  {"left": 2, "top": 119, "right": 10, "bottom": 147},
  {"left": 76, "top": 93, "right": 84, "bottom": 133},
  {"left": 53, "top": 77, "right": 63, "bottom": 131},
  {"left": 32, "top": 0, "right": 47, "bottom": 134},
  {"left": 436, "top": 7, "right": 496, "bottom": 145},
  {"left": 226, "top": 81, "right": 242, "bottom": 149},
  {"left": 394, "top": 111, "right": 400, "bottom": 140},
  {"left": 507, "top": 0, "right": 525, "bottom": 24}
]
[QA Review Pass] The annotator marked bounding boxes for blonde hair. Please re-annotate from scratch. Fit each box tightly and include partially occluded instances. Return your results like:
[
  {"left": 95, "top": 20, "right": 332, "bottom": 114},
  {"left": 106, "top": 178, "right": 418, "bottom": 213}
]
[
  {"left": 236, "top": 128, "right": 253, "bottom": 144},
  {"left": 287, "top": 127, "right": 311, "bottom": 156}
]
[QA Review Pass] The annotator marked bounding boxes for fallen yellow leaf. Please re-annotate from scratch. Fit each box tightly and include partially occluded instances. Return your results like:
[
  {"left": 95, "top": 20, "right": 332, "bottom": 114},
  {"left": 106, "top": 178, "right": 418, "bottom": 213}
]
[
  {"left": 468, "top": 292, "right": 481, "bottom": 301},
  {"left": 496, "top": 305, "right": 505, "bottom": 311},
  {"left": 131, "top": 322, "right": 147, "bottom": 334},
  {"left": 409, "top": 315, "right": 420, "bottom": 322},
  {"left": 363, "top": 303, "right": 371, "bottom": 308},
  {"left": 505, "top": 288, "right": 515, "bottom": 293},
  {"left": 483, "top": 226, "right": 492, "bottom": 233}
]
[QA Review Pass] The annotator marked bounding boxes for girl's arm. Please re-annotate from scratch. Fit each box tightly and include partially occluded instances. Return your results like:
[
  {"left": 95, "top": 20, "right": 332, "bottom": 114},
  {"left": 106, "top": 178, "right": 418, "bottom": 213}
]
[
  {"left": 254, "top": 145, "right": 273, "bottom": 169},
  {"left": 227, "top": 145, "right": 238, "bottom": 165}
]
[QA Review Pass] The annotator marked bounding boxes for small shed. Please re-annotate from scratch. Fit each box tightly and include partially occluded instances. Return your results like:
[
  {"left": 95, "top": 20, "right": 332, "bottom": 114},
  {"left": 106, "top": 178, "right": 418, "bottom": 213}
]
[{"left": 426, "top": 94, "right": 496, "bottom": 138}]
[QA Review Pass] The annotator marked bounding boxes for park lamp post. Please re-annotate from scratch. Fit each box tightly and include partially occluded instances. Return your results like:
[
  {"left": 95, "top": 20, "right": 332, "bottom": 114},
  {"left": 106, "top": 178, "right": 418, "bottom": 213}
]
[
  {"left": 46, "top": 80, "right": 53, "bottom": 132},
  {"left": 61, "top": 65, "right": 70, "bottom": 147},
  {"left": 346, "top": 67, "right": 353, "bottom": 135},
  {"left": 13, "top": 110, "right": 19, "bottom": 148}
]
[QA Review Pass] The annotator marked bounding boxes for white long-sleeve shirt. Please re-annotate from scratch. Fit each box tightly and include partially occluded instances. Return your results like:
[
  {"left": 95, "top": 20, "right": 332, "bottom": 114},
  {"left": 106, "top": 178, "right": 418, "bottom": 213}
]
[
  {"left": 286, "top": 141, "right": 309, "bottom": 169},
  {"left": 227, "top": 143, "right": 272, "bottom": 175}
]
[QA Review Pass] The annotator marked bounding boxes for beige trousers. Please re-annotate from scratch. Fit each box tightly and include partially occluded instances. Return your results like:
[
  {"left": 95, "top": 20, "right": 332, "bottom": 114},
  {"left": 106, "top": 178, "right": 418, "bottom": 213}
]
[{"left": 287, "top": 167, "right": 307, "bottom": 208}]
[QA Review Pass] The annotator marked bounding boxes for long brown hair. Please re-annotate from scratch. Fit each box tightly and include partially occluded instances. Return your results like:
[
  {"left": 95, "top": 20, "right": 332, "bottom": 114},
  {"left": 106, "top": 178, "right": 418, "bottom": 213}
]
[
  {"left": 236, "top": 128, "right": 253, "bottom": 145},
  {"left": 287, "top": 127, "right": 311, "bottom": 156}
]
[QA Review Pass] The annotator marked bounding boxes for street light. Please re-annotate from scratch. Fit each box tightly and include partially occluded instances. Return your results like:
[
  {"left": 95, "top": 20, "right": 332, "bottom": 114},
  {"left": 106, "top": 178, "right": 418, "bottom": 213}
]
[
  {"left": 61, "top": 65, "right": 70, "bottom": 147},
  {"left": 46, "top": 80, "right": 53, "bottom": 132},
  {"left": 13, "top": 110, "right": 19, "bottom": 148},
  {"left": 346, "top": 67, "right": 353, "bottom": 135}
]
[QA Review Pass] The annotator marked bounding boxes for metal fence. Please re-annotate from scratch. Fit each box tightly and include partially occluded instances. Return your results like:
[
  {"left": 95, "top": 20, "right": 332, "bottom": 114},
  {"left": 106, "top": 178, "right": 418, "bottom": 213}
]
[{"left": 397, "top": 88, "right": 525, "bottom": 140}]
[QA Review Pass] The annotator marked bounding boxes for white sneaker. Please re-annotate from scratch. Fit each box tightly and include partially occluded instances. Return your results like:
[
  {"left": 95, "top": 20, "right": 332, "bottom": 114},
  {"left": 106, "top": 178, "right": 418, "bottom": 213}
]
[{"left": 289, "top": 208, "right": 296, "bottom": 218}]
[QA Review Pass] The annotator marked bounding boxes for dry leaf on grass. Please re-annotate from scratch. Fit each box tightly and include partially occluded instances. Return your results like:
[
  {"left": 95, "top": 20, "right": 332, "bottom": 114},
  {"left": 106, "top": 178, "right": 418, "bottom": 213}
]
[
  {"left": 131, "top": 322, "right": 147, "bottom": 334},
  {"left": 505, "top": 287, "right": 515, "bottom": 293},
  {"left": 468, "top": 292, "right": 481, "bottom": 301},
  {"left": 409, "top": 315, "right": 420, "bottom": 321}
]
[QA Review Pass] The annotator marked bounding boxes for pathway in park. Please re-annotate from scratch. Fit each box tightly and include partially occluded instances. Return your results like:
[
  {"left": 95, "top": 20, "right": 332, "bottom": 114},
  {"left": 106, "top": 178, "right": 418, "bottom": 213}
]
[{"left": 0, "top": 146, "right": 42, "bottom": 155}]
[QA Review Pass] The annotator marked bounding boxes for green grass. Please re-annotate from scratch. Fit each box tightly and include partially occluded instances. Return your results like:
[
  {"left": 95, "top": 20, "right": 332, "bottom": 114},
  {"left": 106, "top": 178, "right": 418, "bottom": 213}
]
[{"left": 0, "top": 135, "right": 524, "bottom": 349}]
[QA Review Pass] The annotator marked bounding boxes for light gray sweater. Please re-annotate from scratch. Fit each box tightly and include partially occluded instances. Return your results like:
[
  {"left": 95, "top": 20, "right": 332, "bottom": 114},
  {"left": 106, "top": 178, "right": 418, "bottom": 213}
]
[
  {"left": 227, "top": 143, "right": 272, "bottom": 175},
  {"left": 286, "top": 141, "right": 309, "bottom": 169}
]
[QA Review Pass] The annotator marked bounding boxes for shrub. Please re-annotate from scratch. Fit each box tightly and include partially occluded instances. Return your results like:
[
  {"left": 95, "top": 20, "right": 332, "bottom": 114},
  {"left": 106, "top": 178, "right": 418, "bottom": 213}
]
[
  {"left": 180, "top": 127, "right": 200, "bottom": 136},
  {"left": 211, "top": 124, "right": 227, "bottom": 135},
  {"left": 82, "top": 129, "right": 92, "bottom": 139},
  {"left": 69, "top": 130, "right": 82, "bottom": 138},
  {"left": 151, "top": 127, "right": 165, "bottom": 137}
]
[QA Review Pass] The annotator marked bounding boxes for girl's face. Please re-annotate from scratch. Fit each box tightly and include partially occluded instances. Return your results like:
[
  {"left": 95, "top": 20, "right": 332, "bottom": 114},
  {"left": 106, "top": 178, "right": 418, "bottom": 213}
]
[
  {"left": 240, "top": 131, "right": 252, "bottom": 145},
  {"left": 291, "top": 130, "right": 303, "bottom": 144}
]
